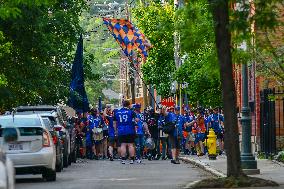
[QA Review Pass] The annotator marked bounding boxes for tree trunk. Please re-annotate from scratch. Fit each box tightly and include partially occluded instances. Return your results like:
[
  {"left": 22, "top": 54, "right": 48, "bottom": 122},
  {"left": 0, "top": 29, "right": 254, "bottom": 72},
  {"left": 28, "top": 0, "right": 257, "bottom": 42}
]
[{"left": 208, "top": 0, "right": 244, "bottom": 177}]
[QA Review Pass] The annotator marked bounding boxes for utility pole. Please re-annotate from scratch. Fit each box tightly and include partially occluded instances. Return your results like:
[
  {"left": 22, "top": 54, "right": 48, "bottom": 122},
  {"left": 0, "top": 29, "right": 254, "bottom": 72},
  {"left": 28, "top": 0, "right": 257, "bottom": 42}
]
[
  {"left": 125, "top": 0, "right": 136, "bottom": 104},
  {"left": 174, "top": 0, "right": 183, "bottom": 113}
]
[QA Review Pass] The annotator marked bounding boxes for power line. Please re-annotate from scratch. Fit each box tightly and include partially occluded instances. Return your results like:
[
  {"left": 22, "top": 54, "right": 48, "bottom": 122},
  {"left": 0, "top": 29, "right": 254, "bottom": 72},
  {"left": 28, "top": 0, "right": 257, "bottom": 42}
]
[{"left": 86, "top": 0, "right": 136, "bottom": 33}]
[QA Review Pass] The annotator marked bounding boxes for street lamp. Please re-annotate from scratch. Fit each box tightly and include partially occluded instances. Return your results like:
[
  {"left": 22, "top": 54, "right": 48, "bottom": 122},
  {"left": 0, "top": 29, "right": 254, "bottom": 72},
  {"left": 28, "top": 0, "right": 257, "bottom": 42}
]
[{"left": 239, "top": 42, "right": 260, "bottom": 174}]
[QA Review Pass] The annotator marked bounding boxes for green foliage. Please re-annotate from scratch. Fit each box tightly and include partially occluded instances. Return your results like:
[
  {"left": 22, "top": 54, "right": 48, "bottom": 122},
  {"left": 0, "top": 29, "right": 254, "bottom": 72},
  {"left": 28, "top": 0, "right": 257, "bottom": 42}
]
[
  {"left": 175, "top": 0, "right": 222, "bottom": 106},
  {"left": 230, "top": 0, "right": 284, "bottom": 82},
  {"left": 0, "top": 0, "right": 88, "bottom": 110},
  {"left": 0, "top": 31, "right": 11, "bottom": 59},
  {"left": 133, "top": 2, "right": 176, "bottom": 97},
  {"left": 80, "top": 2, "right": 121, "bottom": 105}
]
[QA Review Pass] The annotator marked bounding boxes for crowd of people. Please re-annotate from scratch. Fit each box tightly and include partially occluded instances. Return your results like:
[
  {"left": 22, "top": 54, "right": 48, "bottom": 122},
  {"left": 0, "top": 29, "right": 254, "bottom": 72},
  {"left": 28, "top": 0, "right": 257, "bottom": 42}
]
[{"left": 74, "top": 100, "right": 224, "bottom": 165}]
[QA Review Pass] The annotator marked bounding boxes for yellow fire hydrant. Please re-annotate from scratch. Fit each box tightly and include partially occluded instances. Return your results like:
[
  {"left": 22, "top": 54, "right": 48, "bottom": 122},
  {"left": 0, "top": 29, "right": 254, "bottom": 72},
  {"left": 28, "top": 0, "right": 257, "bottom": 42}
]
[{"left": 206, "top": 128, "right": 217, "bottom": 160}]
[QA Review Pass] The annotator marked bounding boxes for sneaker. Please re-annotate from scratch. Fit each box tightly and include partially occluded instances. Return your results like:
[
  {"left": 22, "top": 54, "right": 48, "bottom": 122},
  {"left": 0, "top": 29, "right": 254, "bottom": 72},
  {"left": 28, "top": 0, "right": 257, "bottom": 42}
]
[
  {"left": 154, "top": 154, "right": 160, "bottom": 160},
  {"left": 110, "top": 156, "right": 114, "bottom": 161},
  {"left": 136, "top": 159, "right": 142, "bottom": 164},
  {"left": 162, "top": 156, "right": 167, "bottom": 160},
  {"left": 130, "top": 160, "right": 134, "bottom": 164},
  {"left": 121, "top": 160, "right": 126, "bottom": 164},
  {"left": 171, "top": 159, "right": 180, "bottom": 164}
]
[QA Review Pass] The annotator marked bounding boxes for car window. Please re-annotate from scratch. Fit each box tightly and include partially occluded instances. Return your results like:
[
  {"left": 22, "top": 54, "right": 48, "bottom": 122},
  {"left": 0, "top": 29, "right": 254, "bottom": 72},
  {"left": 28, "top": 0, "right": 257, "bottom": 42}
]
[
  {"left": 43, "top": 116, "right": 57, "bottom": 126},
  {"left": 18, "top": 127, "right": 43, "bottom": 136},
  {"left": 0, "top": 117, "right": 42, "bottom": 127},
  {"left": 42, "top": 118, "right": 53, "bottom": 130}
]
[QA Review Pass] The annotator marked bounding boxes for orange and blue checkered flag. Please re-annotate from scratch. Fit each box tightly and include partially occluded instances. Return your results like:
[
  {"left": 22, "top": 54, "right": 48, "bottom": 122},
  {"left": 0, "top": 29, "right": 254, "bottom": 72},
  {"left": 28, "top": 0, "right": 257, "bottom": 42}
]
[{"left": 103, "top": 18, "right": 151, "bottom": 62}]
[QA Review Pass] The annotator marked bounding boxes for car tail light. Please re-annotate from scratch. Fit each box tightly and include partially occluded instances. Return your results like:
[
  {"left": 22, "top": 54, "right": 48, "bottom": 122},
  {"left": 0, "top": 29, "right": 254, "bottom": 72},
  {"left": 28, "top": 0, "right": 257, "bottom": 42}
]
[
  {"left": 54, "top": 126, "right": 62, "bottom": 131},
  {"left": 43, "top": 131, "right": 51, "bottom": 147},
  {"left": 52, "top": 135, "right": 58, "bottom": 145}
]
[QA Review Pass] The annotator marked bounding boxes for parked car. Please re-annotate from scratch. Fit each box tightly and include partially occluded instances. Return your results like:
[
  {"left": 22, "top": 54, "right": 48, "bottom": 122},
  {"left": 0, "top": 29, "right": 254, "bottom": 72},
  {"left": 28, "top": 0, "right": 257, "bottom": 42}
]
[
  {"left": 15, "top": 106, "right": 71, "bottom": 168},
  {"left": 0, "top": 127, "right": 16, "bottom": 189},
  {"left": 61, "top": 109, "right": 77, "bottom": 164},
  {"left": 0, "top": 114, "right": 56, "bottom": 181},
  {"left": 41, "top": 116, "right": 64, "bottom": 172}
]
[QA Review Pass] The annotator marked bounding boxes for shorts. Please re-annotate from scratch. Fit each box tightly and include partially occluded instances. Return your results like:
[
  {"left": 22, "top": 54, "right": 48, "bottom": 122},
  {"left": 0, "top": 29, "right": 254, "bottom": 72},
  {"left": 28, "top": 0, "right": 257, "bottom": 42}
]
[
  {"left": 93, "top": 140, "right": 102, "bottom": 145},
  {"left": 108, "top": 136, "right": 115, "bottom": 146},
  {"left": 186, "top": 132, "right": 195, "bottom": 142},
  {"left": 194, "top": 133, "right": 206, "bottom": 144},
  {"left": 118, "top": 134, "right": 136, "bottom": 144},
  {"left": 217, "top": 132, "right": 224, "bottom": 140},
  {"left": 168, "top": 135, "right": 181, "bottom": 150}
]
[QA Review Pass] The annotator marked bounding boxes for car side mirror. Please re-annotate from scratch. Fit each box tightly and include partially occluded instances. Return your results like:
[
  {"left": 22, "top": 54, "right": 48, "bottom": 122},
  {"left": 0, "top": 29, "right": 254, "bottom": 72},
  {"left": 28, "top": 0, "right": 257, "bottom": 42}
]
[{"left": 3, "top": 127, "right": 19, "bottom": 143}]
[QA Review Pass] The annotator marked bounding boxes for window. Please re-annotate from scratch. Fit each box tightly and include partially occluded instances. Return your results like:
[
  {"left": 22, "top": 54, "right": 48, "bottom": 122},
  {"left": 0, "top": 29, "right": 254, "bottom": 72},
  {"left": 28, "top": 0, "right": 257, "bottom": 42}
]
[{"left": 0, "top": 117, "right": 42, "bottom": 127}]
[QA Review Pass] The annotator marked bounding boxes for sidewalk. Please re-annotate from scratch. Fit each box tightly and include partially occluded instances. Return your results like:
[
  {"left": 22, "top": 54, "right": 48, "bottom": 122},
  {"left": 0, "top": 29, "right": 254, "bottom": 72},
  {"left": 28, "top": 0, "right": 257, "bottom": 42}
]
[{"left": 180, "top": 154, "right": 284, "bottom": 186}]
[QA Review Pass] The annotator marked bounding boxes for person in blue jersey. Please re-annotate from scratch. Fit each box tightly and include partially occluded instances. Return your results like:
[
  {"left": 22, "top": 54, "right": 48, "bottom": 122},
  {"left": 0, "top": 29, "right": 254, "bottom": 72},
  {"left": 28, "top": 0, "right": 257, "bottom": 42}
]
[
  {"left": 184, "top": 109, "right": 197, "bottom": 155},
  {"left": 209, "top": 107, "right": 224, "bottom": 155},
  {"left": 104, "top": 106, "right": 115, "bottom": 161},
  {"left": 133, "top": 103, "right": 150, "bottom": 163},
  {"left": 114, "top": 100, "right": 137, "bottom": 164},
  {"left": 84, "top": 120, "right": 93, "bottom": 159},
  {"left": 89, "top": 108, "right": 104, "bottom": 160},
  {"left": 157, "top": 106, "right": 169, "bottom": 160},
  {"left": 160, "top": 106, "right": 180, "bottom": 164},
  {"left": 169, "top": 106, "right": 184, "bottom": 164}
]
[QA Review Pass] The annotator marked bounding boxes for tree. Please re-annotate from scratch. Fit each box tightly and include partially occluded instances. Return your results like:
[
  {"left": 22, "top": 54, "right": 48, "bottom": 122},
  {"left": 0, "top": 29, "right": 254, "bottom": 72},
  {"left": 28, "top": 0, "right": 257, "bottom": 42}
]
[
  {"left": 0, "top": 0, "right": 89, "bottom": 110},
  {"left": 208, "top": 0, "right": 242, "bottom": 177},
  {"left": 132, "top": 1, "right": 176, "bottom": 97},
  {"left": 175, "top": 0, "right": 222, "bottom": 107}
]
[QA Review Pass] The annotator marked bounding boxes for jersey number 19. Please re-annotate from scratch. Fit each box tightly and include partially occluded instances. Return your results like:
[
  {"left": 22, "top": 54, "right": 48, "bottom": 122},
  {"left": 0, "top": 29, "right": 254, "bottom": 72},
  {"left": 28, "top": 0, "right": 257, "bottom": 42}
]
[{"left": 119, "top": 114, "right": 128, "bottom": 123}]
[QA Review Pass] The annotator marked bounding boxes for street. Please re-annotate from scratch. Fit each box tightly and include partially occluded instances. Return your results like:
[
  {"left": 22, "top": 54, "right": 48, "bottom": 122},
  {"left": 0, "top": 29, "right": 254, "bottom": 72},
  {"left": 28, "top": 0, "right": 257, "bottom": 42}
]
[{"left": 15, "top": 159, "right": 211, "bottom": 189}]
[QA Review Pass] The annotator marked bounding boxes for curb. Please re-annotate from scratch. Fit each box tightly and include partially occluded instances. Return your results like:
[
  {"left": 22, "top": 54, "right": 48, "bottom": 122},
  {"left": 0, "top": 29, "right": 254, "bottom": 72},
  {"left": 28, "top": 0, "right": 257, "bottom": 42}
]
[{"left": 180, "top": 156, "right": 226, "bottom": 178}]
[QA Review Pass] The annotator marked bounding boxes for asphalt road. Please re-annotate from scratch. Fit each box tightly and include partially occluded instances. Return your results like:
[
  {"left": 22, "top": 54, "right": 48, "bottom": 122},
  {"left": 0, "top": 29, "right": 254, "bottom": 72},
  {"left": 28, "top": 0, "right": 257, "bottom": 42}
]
[{"left": 15, "top": 159, "right": 212, "bottom": 189}]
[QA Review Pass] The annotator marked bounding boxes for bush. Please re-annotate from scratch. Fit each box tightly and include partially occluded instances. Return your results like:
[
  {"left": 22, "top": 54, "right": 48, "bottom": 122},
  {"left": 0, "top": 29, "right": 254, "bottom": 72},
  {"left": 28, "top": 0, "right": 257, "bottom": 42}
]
[{"left": 275, "top": 151, "right": 284, "bottom": 163}]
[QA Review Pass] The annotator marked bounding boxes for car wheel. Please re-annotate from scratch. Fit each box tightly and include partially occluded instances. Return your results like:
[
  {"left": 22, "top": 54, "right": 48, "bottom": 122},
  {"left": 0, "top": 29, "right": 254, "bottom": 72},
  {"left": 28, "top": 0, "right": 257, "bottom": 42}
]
[
  {"left": 72, "top": 147, "right": 77, "bottom": 163},
  {"left": 68, "top": 153, "right": 72, "bottom": 165},
  {"left": 42, "top": 168, "right": 56, "bottom": 181},
  {"left": 56, "top": 154, "right": 63, "bottom": 172},
  {"left": 56, "top": 163, "right": 61, "bottom": 172},
  {"left": 63, "top": 153, "right": 69, "bottom": 168}
]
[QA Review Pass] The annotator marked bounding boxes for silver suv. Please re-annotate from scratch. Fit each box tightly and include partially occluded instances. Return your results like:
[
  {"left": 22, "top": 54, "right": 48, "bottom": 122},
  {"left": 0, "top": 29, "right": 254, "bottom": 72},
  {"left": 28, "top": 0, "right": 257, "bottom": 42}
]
[{"left": 0, "top": 114, "right": 56, "bottom": 181}]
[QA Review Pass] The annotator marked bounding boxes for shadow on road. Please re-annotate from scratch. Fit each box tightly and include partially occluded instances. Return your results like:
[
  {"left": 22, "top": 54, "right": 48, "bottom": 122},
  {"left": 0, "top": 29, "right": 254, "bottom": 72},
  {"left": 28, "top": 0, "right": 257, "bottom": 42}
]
[{"left": 16, "top": 177, "right": 44, "bottom": 183}]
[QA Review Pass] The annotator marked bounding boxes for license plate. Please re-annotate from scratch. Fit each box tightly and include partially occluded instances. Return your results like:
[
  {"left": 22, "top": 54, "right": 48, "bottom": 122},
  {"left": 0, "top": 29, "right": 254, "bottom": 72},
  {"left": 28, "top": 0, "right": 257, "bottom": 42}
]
[{"left": 8, "top": 143, "right": 23, "bottom": 151}]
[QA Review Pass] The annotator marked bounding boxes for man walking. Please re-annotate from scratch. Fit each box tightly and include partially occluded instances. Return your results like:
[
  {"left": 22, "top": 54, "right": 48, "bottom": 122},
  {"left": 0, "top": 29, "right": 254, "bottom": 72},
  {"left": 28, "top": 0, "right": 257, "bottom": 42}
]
[
  {"left": 170, "top": 106, "right": 184, "bottom": 164},
  {"left": 114, "top": 100, "right": 137, "bottom": 164},
  {"left": 133, "top": 103, "right": 150, "bottom": 163},
  {"left": 160, "top": 106, "right": 181, "bottom": 164}
]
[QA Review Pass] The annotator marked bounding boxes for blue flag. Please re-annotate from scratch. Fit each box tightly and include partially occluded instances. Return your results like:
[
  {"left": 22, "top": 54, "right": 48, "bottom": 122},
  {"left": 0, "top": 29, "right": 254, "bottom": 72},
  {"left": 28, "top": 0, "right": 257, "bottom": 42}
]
[{"left": 68, "top": 34, "right": 89, "bottom": 113}]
